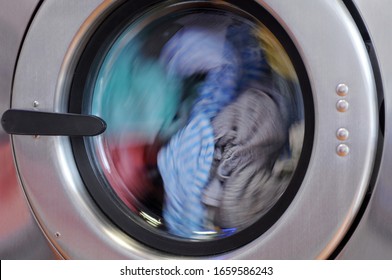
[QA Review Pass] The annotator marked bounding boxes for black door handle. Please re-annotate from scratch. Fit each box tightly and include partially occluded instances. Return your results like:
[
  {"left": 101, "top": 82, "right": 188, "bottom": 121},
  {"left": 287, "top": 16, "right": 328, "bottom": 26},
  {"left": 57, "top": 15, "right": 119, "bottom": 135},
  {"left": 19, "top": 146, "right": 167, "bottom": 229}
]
[{"left": 1, "top": 109, "right": 106, "bottom": 136}]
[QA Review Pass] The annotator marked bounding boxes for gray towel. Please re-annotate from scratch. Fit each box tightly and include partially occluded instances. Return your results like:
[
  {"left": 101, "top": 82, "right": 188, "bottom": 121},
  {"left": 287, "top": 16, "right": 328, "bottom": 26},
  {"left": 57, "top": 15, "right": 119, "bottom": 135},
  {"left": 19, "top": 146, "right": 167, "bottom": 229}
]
[{"left": 202, "top": 88, "right": 289, "bottom": 229}]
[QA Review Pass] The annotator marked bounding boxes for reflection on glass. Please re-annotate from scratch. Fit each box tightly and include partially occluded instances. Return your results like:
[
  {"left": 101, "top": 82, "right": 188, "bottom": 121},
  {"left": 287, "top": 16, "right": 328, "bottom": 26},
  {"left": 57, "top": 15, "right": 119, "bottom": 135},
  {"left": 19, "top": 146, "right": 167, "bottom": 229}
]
[{"left": 88, "top": 7, "right": 304, "bottom": 239}]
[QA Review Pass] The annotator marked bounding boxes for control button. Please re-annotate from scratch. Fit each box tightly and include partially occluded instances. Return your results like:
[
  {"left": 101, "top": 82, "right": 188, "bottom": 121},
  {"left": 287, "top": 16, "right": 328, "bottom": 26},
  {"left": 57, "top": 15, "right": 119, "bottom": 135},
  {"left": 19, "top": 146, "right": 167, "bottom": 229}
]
[
  {"left": 337, "top": 144, "right": 350, "bottom": 157},
  {"left": 336, "top": 99, "right": 349, "bottom": 112},
  {"left": 336, "top": 84, "right": 349, "bottom": 96},
  {"left": 336, "top": 128, "right": 349, "bottom": 141}
]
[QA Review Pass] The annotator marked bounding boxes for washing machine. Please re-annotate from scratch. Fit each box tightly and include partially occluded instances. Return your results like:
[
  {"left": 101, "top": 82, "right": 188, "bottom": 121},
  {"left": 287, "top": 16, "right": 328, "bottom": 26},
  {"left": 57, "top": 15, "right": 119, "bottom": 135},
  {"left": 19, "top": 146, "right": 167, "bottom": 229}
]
[{"left": 0, "top": 0, "right": 391, "bottom": 259}]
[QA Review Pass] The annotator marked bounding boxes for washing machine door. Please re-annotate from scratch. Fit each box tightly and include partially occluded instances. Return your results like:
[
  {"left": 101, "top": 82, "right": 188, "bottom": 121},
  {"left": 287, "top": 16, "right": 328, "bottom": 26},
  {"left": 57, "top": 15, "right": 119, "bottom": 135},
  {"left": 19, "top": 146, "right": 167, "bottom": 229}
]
[
  {"left": 0, "top": 0, "right": 59, "bottom": 260},
  {"left": 4, "top": 0, "right": 379, "bottom": 259}
]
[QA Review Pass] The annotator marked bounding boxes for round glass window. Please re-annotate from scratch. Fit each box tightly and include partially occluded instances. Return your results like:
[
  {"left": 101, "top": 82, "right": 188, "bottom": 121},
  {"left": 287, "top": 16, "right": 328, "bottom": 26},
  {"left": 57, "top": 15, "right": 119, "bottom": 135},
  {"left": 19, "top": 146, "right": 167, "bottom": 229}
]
[{"left": 72, "top": 0, "right": 312, "bottom": 254}]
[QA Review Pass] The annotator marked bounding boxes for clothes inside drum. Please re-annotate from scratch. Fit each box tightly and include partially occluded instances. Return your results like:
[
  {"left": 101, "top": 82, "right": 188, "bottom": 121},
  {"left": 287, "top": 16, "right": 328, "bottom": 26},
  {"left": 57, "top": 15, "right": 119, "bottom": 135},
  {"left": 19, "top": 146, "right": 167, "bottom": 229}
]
[{"left": 88, "top": 9, "right": 305, "bottom": 240}]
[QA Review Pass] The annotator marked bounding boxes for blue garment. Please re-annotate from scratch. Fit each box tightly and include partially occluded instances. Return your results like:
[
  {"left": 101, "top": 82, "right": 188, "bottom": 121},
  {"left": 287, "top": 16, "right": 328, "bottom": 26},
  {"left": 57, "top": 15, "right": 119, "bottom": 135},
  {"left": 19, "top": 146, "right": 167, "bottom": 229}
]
[
  {"left": 225, "top": 23, "right": 270, "bottom": 91},
  {"left": 158, "top": 16, "right": 239, "bottom": 237},
  {"left": 160, "top": 20, "right": 241, "bottom": 120},
  {"left": 157, "top": 113, "right": 214, "bottom": 237}
]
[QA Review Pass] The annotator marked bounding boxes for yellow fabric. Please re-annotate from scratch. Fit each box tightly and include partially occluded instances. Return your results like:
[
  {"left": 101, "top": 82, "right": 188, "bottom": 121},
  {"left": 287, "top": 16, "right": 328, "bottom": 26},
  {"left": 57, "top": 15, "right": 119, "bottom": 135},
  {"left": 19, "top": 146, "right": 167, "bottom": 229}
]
[{"left": 255, "top": 26, "right": 297, "bottom": 81}]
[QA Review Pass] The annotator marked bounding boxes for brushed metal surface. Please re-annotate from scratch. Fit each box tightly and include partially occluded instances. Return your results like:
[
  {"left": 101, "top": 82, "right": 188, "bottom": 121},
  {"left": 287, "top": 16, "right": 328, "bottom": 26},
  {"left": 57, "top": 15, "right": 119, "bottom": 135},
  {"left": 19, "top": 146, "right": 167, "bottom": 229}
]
[
  {"left": 338, "top": 0, "right": 392, "bottom": 259},
  {"left": 10, "top": 0, "right": 378, "bottom": 259},
  {"left": 0, "top": 0, "right": 58, "bottom": 259}
]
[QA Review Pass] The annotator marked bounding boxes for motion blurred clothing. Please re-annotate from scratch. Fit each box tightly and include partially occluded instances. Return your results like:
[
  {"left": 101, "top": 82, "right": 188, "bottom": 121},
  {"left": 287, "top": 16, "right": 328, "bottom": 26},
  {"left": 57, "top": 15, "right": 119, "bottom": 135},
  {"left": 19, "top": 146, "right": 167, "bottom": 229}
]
[
  {"left": 105, "top": 140, "right": 162, "bottom": 212},
  {"left": 158, "top": 15, "right": 239, "bottom": 237},
  {"left": 94, "top": 12, "right": 302, "bottom": 237},
  {"left": 203, "top": 88, "right": 288, "bottom": 229},
  {"left": 157, "top": 15, "right": 275, "bottom": 237},
  {"left": 93, "top": 41, "right": 183, "bottom": 143},
  {"left": 159, "top": 14, "right": 240, "bottom": 120},
  {"left": 158, "top": 113, "right": 214, "bottom": 237}
]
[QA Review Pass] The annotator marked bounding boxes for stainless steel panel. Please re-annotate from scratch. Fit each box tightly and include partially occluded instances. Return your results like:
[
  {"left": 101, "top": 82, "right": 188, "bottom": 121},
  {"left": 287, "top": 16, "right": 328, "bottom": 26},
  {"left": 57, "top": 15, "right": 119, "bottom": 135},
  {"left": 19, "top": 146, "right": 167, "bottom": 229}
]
[
  {"left": 0, "top": 0, "right": 58, "bottom": 259},
  {"left": 11, "top": 0, "right": 378, "bottom": 259},
  {"left": 338, "top": 0, "right": 392, "bottom": 259}
]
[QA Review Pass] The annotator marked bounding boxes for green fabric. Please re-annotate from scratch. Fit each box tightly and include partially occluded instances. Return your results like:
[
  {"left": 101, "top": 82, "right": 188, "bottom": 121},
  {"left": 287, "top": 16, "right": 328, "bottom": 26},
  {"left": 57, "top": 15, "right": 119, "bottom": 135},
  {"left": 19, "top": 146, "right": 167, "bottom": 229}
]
[{"left": 93, "top": 40, "right": 183, "bottom": 141}]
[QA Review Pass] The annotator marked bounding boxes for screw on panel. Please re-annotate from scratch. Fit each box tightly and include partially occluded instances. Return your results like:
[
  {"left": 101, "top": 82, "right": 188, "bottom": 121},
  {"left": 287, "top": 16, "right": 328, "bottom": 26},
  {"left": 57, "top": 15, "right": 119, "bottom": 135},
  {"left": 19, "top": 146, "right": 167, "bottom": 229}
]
[
  {"left": 336, "top": 84, "right": 349, "bottom": 96},
  {"left": 336, "top": 128, "right": 350, "bottom": 141},
  {"left": 33, "top": 101, "right": 39, "bottom": 108},
  {"left": 336, "top": 99, "right": 349, "bottom": 112},
  {"left": 337, "top": 144, "right": 350, "bottom": 157},
  {"left": 55, "top": 232, "right": 61, "bottom": 238}
]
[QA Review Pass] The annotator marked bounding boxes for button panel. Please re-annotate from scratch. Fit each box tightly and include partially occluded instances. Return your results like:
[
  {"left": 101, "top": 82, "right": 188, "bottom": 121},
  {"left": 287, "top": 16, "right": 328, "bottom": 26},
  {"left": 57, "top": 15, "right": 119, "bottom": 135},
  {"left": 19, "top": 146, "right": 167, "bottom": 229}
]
[{"left": 336, "top": 84, "right": 350, "bottom": 157}]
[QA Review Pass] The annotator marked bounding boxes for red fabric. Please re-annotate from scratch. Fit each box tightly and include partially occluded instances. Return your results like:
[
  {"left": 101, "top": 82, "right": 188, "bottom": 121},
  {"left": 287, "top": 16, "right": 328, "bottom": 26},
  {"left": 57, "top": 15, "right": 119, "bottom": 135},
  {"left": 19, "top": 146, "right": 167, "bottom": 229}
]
[{"left": 103, "top": 139, "right": 162, "bottom": 212}]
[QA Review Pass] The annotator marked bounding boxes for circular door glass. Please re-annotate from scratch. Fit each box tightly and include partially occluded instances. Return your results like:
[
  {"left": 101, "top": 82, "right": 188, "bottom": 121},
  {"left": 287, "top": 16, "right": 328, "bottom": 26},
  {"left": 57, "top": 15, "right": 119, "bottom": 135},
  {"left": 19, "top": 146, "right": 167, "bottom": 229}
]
[{"left": 72, "top": 0, "right": 312, "bottom": 254}]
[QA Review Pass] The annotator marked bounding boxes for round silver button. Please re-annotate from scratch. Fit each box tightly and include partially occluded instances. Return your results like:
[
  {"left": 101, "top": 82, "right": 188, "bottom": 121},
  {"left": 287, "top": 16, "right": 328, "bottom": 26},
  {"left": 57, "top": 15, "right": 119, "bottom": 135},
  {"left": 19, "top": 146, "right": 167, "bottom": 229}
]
[
  {"left": 337, "top": 144, "right": 350, "bottom": 157},
  {"left": 337, "top": 99, "right": 349, "bottom": 112},
  {"left": 337, "top": 128, "right": 350, "bottom": 141},
  {"left": 336, "top": 84, "right": 349, "bottom": 96}
]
